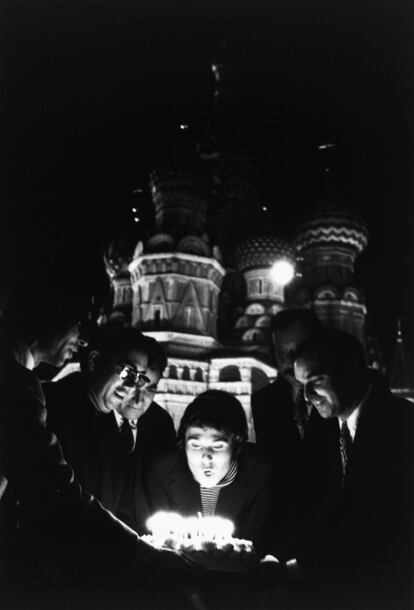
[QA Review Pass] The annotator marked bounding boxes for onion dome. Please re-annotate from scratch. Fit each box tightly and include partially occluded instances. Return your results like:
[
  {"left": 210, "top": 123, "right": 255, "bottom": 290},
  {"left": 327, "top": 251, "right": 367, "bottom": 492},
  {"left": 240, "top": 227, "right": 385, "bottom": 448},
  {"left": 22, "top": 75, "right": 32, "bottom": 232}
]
[
  {"left": 149, "top": 123, "right": 211, "bottom": 239},
  {"left": 295, "top": 206, "right": 368, "bottom": 260},
  {"left": 149, "top": 166, "right": 210, "bottom": 239},
  {"left": 234, "top": 235, "right": 295, "bottom": 272},
  {"left": 104, "top": 238, "right": 134, "bottom": 278}
]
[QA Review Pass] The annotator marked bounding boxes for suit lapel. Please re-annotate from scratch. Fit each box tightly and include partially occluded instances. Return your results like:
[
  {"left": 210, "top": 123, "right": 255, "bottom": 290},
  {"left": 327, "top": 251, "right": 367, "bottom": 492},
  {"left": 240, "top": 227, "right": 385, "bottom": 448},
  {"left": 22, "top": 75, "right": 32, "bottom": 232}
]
[
  {"left": 343, "top": 383, "right": 382, "bottom": 489},
  {"left": 94, "top": 412, "right": 130, "bottom": 510}
]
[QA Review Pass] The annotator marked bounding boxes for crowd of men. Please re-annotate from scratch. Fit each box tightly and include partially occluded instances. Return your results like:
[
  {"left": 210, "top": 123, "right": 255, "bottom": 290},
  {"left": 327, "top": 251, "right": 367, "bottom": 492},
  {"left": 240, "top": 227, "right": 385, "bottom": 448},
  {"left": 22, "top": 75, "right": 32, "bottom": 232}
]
[{"left": 0, "top": 277, "right": 412, "bottom": 610}]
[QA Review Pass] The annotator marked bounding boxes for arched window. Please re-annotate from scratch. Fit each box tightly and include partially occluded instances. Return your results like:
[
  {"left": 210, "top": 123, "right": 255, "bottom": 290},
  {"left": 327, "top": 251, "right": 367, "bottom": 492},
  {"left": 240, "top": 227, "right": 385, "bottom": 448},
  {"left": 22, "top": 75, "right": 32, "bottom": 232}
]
[
  {"left": 153, "top": 309, "right": 161, "bottom": 329},
  {"left": 182, "top": 366, "right": 191, "bottom": 381},
  {"left": 219, "top": 366, "right": 241, "bottom": 382}
]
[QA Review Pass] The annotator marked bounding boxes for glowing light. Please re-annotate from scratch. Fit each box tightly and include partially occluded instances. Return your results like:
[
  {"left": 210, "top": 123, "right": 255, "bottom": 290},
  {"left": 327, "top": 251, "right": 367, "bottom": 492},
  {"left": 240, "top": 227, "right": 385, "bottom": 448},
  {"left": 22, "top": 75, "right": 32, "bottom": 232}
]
[
  {"left": 132, "top": 207, "right": 137, "bottom": 213},
  {"left": 146, "top": 511, "right": 235, "bottom": 544},
  {"left": 134, "top": 217, "right": 140, "bottom": 223},
  {"left": 269, "top": 260, "right": 295, "bottom": 286},
  {"left": 317, "top": 142, "right": 336, "bottom": 150},
  {"left": 179, "top": 124, "right": 189, "bottom": 130},
  {"left": 133, "top": 188, "right": 143, "bottom": 194},
  {"left": 261, "top": 205, "right": 268, "bottom": 212}
]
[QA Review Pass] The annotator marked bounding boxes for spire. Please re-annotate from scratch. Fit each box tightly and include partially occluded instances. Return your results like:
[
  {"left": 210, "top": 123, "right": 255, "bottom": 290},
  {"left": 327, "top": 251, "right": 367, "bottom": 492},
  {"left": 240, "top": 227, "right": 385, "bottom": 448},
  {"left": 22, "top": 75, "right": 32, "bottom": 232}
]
[
  {"left": 199, "top": 40, "right": 241, "bottom": 157},
  {"left": 199, "top": 44, "right": 259, "bottom": 265},
  {"left": 390, "top": 319, "right": 414, "bottom": 402}
]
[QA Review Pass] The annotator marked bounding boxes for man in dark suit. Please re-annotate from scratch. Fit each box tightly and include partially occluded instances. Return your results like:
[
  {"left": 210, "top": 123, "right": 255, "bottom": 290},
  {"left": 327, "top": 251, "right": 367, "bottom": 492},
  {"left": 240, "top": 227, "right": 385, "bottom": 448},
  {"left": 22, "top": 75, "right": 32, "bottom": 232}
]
[
  {"left": 261, "top": 330, "right": 414, "bottom": 610},
  {"left": 101, "top": 338, "right": 176, "bottom": 532},
  {"left": 45, "top": 327, "right": 176, "bottom": 534},
  {"left": 251, "top": 309, "right": 341, "bottom": 549},
  {"left": 0, "top": 281, "right": 196, "bottom": 609}
]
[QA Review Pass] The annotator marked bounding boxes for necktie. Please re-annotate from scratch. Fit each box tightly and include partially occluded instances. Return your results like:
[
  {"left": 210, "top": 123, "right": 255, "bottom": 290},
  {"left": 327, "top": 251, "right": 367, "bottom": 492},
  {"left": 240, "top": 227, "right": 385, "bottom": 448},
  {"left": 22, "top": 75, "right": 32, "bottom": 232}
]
[
  {"left": 293, "top": 385, "right": 309, "bottom": 439},
  {"left": 339, "top": 420, "right": 352, "bottom": 480},
  {"left": 120, "top": 418, "right": 134, "bottom": 454}
]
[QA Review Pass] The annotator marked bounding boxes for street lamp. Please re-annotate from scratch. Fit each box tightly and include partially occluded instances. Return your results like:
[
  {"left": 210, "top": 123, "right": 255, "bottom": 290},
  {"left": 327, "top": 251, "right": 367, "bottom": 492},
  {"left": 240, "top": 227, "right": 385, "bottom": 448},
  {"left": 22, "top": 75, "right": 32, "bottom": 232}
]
[{"left": 269, "top": 259, "right": 295, "bottom": 286}]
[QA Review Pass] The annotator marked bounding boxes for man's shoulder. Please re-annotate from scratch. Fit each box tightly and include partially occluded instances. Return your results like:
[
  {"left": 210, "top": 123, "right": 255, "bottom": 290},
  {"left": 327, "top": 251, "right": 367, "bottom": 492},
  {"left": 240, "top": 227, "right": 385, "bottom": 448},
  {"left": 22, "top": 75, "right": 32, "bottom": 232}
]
[
  {"left": 243, "top": 443, "right": 273, "bottom": 480},
  {"left": 141, "top": 402, "right": 175, "bottom": 431},
  {"left": 251, "top": 377, "right": 293, "bottom": 418},
  {"left": 357, "top": 379, "right": 414, "bottom": 452},
  {"left": 252, "top": 377, "right": 285, "bottom": 401},
  {"left": 0, "top": 356, "right": 45, "bottom": 410},
  {"left": 146, "top": 401, "right": 173, "bottom": 421},
  {"left": 44, "top": 373, "right": 89, "bottom": 415},
  {"left": 366, "top": 374, "right": 413, "bottom": 419},
  {"left": 151, "top": 448, "right": 181, "bottom": 478},
  {"left": 44, "top": 372, "right": 82, "bottom": 394}
]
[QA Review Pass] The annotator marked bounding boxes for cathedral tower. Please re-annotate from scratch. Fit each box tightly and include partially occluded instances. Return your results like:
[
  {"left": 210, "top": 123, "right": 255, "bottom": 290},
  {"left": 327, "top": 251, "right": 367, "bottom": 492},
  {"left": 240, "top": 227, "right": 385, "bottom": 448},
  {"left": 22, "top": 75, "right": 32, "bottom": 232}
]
[
  {"left": 128, "top": 127, "right": 225, "bottom": 357},
  {"left": 234, "top": 235, "right": 295, "bottom": 348},
  {"left": 291, "top": 204, "right": 369, "bottom": 347}
]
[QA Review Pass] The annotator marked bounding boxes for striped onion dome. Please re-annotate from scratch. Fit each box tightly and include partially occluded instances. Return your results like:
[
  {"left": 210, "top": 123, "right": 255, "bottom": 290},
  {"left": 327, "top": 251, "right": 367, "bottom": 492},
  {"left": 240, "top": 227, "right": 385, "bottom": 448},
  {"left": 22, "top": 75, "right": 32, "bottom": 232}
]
[
  {"left": 295, "top": 206, "right": 368, "bottom": 256},
  {"left": 234, "top": 235, "right": 295, "bottom": 272}
]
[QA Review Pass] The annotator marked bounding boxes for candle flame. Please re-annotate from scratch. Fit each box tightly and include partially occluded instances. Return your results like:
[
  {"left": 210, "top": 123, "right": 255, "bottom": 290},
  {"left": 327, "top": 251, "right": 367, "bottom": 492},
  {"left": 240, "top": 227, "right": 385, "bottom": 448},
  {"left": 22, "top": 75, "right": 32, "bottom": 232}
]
[{"left": 145, "top": 511, "right": 235, "bottom": 543}]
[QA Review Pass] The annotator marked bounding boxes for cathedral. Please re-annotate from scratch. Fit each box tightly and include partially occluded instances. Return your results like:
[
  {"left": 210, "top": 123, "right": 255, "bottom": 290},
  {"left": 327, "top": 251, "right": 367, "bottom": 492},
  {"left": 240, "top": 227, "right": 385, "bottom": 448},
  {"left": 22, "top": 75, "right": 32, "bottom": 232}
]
[{"left": 100, "top": 59, "right": 413, "bottom": 435}]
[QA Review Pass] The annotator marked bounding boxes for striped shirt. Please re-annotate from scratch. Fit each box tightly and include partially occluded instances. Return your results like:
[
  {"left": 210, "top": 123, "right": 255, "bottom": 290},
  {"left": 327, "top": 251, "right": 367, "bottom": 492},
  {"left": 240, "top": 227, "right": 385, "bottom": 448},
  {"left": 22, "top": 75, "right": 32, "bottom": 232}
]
[{"left": 200, "top": 459, "right": 238, "bottom": 517}]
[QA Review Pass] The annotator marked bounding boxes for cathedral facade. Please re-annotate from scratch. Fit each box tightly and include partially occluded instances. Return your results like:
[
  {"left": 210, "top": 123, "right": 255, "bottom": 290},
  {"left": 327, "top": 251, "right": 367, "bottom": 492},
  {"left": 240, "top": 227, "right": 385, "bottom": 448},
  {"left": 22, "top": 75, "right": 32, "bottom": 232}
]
[
  {"left": 101, "top": 59, "right": 412, "bottom": 432},
  {"left": 103, "top": 121, "right": 388, "bottom": 436}
]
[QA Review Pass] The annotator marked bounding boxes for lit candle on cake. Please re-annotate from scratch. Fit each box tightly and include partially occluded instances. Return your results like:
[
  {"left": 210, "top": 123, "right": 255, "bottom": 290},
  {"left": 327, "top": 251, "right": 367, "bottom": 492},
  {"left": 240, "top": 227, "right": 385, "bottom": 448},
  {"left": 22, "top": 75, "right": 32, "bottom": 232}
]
[{"left": 145, "top": 512, "right": 235, "bottom": 548}]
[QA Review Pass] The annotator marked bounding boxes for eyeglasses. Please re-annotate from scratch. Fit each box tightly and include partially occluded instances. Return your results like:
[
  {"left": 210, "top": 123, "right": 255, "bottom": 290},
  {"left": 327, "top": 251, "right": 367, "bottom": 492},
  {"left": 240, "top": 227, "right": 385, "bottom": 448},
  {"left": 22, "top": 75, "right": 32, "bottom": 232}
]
[{"left": 118, "top": 365, "right": 150, "bottom": 389}]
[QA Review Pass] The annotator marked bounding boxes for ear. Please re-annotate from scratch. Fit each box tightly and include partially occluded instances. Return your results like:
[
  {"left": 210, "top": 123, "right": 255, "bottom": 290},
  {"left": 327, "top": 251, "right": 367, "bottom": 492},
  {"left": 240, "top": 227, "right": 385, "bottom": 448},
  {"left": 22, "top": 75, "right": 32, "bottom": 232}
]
[{"left": 87, "top": 350, "right": 102, "bottom": 373}]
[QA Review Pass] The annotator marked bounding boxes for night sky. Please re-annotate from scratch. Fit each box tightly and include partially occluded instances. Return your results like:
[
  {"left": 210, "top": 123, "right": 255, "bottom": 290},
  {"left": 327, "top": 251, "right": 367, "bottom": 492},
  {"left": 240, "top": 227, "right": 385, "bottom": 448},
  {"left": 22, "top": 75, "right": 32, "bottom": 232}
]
[{"left": 1, "top": 0, "right": 413, "bottom": 371}]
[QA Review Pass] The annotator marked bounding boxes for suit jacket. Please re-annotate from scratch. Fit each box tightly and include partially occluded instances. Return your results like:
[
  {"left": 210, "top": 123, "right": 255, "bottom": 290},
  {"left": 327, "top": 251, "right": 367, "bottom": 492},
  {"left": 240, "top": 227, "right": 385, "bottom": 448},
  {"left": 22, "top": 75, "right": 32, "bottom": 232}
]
[
  {"left": 145, "top": 443, "right": 273, "bottom": 556},
  {"left": 298, "top": 374, "right": 414, "bottom": 609},
  {"left": 252, "top": 376, "right": 342, "bottom": 543},
  {"left": 44, "top": 373, "right": 176, "bottom": 533},
  {"left": 0, "top": 331, "right": 158, "bottom": 606}
]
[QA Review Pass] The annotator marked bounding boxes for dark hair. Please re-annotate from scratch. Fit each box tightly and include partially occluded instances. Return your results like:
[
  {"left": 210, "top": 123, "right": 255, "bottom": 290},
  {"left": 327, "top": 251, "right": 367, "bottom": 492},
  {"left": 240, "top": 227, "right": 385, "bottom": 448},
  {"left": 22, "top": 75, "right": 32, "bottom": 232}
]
[
  {"left": 269, "top": 308, "right": 323, "bottom": 336},
  {"left": 145, "top": 337, "right": 167, "bottom": 376},
  {"left": 294, "top": 329, "right": 367, "bottom": 382},
  {"left": 85, "top": 324, "right": 148, "bottom": 365},
  {"left": 178, "top": 390, "right": 248, "bottom": 454}
]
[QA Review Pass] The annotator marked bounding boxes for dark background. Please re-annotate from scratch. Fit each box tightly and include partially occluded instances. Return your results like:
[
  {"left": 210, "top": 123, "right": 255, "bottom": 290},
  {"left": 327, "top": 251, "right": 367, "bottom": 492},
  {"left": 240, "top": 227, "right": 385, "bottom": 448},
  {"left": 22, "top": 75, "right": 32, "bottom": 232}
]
[{"left": 1, "top": 0, "right": 413, "bottom": 371}]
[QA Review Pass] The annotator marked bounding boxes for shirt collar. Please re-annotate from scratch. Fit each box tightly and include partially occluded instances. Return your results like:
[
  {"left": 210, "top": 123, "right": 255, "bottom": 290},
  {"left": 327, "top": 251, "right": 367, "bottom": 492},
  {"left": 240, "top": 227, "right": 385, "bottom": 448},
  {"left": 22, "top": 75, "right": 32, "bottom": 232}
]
[{"left": 113, "top": 409, "right": 137, "bottom": 429}]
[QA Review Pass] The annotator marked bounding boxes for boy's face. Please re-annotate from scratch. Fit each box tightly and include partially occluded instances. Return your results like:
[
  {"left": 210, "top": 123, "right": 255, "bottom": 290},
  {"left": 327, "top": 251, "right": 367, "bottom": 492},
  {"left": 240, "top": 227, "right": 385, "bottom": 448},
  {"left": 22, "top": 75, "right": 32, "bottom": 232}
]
[{"left": 185, "top": 426, "right": 233, "bottom": 488}]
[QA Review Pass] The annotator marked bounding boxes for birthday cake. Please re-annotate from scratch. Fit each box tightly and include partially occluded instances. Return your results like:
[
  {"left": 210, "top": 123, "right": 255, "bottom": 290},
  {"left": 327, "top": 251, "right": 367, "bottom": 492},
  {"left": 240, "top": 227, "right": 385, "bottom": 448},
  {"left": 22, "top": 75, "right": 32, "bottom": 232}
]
[{"left": 141, "top": 512, "right": 257, "bottom": 572}]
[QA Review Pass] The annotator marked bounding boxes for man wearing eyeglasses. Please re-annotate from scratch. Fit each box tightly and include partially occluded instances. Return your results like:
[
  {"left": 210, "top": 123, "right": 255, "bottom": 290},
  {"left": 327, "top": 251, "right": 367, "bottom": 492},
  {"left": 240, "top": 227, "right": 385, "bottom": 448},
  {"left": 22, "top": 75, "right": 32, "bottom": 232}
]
[
  {"left": 116, "top": 338, "right": 176, "bottom": 532},
  {"left": 45, "top": 325, "right": 176, "bottom": 534},
  {"left": 0, "top": 280, "right": 198, "bottom": 609},
  {"left": 45, "top": 324, "right": 150, "bottom": 484}
]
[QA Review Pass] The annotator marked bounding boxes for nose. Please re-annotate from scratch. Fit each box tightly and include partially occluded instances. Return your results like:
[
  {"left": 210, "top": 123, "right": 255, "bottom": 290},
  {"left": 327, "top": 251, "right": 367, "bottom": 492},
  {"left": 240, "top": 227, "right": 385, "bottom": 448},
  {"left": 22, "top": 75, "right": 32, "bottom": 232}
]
[
  {"left": 125, "top": 384, "right": 136, "bottom": 398},
  {"left": 201, "top": 450, "right": 213, "bottom": 463},
  {"left": 303, "top": 383, "right": 311, "bottom": 403},
  {"left": 133, "top": 388, "right": 143, "bottom": 405}
]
